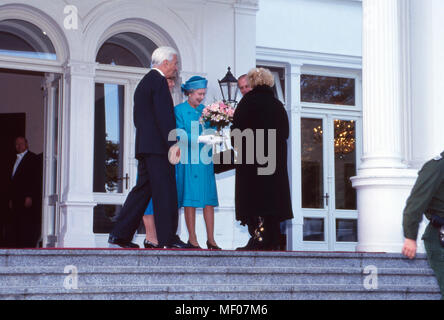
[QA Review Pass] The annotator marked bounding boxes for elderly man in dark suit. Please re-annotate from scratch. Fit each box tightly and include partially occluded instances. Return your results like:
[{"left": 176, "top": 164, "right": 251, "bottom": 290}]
[
  {"left": 7, "top": 136, "right": 41, "bottom": 248},
  {"left": 108, "top": 46, "right": 185, "bottom": 249}
]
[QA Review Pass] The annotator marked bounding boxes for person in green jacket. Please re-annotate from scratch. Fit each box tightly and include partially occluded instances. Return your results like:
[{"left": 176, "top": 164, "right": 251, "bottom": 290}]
[{"left": 402, "top": 151, "right": 444, "bottom": 299}]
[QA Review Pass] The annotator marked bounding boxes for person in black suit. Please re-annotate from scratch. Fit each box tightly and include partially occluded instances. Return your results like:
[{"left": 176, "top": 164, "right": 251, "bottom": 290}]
[
  {"left": 108, "top": 46, "right": 185, "bottom": 249},
  {"left": 7, "top": 136, "right": 41, "bottom": 248}
]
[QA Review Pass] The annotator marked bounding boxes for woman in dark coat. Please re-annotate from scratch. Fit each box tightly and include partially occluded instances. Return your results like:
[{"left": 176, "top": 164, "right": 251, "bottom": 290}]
[{"left": 231, "top": 67, "right": 293, "bottom": 251}]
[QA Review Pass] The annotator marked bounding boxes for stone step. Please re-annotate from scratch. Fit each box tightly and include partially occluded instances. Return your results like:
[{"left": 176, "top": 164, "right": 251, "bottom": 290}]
[
  {"left": 0, "top": 249, "right": 432, "bottom": 268},
  {"left": 0, "top": 284, "right": 441, "bottom": 300},
  {"left": 0, "top": 249, "right": 440, "bottom": 300},
  {"left": 0, "top": 266, "right": 437, "bottom": 287}
]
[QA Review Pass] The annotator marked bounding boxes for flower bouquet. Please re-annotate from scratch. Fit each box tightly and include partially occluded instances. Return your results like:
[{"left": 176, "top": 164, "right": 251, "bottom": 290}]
[
  {"left": 198, "top": 101, "right": 236, "bottom": 173},
  {"left": 199, "top": 101, "right": 235, "bottom": 132}
]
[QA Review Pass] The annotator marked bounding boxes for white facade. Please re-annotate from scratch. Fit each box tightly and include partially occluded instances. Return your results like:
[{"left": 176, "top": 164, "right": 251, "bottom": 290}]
[{"left": 0, "top": 0, "right": 442, "bottom": 252}]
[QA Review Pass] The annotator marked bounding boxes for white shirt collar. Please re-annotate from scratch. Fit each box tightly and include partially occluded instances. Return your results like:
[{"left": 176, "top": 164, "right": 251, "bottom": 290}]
[
  {"left": 152, "top": 68, "right": 165, "bottom": 78},
  {"left": 17, "top": 150, "right": 28, "bottom": 158}
]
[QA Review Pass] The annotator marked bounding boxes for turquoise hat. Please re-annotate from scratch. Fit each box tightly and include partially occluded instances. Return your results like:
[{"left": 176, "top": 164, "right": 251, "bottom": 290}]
[{"left": 181, "top": 76, "right": 208, "bottom": 93}]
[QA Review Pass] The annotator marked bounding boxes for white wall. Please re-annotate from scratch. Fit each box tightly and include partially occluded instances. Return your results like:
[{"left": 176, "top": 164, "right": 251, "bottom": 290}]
[
  {"left": 257, "top": 0, "right": 362, "bottom": 56},
  {"left": 0, "top": 71, "right": 44, "bottom": 154}
]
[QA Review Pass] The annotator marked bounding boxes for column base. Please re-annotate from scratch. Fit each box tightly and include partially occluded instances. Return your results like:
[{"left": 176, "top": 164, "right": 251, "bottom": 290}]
[
  {"left": 58, "top": 202, "right": 97, "bottom": 248},
  {"left": 351, "top": 167, "right": 420, "bottom": 253}
]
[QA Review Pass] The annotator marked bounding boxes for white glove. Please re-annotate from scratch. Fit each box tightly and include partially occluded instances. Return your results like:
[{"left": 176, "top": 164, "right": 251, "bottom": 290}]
[{"left": 198, "top": 134, "right": 225, "bottom": 145}]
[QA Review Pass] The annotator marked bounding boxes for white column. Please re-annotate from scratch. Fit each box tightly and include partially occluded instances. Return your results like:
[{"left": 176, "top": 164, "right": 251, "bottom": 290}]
[
  {"left": 288, "top": 63, "right": 303, "bottom": 251},
  {"left": 351, "top": 0, "right": 418, "bottom": 253},
  {"left": 360, "top": 0, "right": 404, "bottom": 169},
  {"left": 58, "top": 60, "right": 97, "bottom": 247}
]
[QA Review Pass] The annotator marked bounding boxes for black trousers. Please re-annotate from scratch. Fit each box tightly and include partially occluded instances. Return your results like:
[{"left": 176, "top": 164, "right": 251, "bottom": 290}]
[
  {"left": 111, "top": 154, "right": 178, "bottom": 246},
  {"left": 3, "top": 205, "right": 40, "bottom": 248}
]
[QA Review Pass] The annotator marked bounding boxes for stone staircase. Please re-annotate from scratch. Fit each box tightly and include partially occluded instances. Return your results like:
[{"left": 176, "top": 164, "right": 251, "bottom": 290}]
[{"left": 0, "top": 249, "right": 440, "bottom": 300}]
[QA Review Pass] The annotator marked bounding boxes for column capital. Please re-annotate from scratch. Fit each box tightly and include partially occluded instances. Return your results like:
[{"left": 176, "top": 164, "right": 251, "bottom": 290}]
[
  {"left": 289, "top": 63, "right": 303, "bottom": 76},
  {"left": 64, "top": 60, "right": 97, "bottom": 78}
]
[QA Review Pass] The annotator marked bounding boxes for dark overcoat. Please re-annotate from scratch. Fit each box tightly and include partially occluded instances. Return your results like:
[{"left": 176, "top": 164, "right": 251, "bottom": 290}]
[
  {"left": 231, "top": 85, "right": 293, "bottom": 225},
  {"left": 133, "top": 69, "right": 176, "bottom": 158}
]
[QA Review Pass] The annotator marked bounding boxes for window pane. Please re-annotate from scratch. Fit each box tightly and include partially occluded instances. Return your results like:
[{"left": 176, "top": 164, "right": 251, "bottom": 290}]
[
  {"left": 301, "top": 75, "right": 355, "bottom": 106},
  {"left": 94, "top": 83, "right": 124, "bottom": 193},
  {"left": 303, "top": 218, "right": 324, "bottom": 241},
  {"left": 301, "top": 118, "right": 324, "bottom": 208},
  {"left": 334, "top": 119, "right": 357, "bottom": 210},
  {"left": 0, "top": 20, "right": 57, "bottom": 60},
  {"left": 336, "top": 219, "right": 357, "bottom": 242},
  {"left": 96, "top": 32, "right": 158, "bottom": 68}
]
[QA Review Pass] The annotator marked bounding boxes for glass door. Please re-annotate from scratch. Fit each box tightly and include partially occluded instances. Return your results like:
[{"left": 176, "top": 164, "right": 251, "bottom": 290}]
[
  {"left": 301, "top": 115, "right": 358, "bottom": 251},
  {"left": 92, "top": 82, "right": 129, "bottom": 235},
  {"left": 42, "top": 74, "right": 62, "bottom": 247},
  {"left": 301, "top": 116, "right": 329, "bottom": 250}
]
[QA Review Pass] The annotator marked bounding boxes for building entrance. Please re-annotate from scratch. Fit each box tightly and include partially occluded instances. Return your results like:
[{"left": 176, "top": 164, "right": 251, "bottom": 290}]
[{"left": 0, "top": 68, "right": 46, "bottom": 247}]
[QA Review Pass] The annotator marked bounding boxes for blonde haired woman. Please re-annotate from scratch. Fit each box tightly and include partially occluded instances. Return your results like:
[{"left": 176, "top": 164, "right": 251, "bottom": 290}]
[{"left": 231, "top": 67, "right": 293, "bottom": 251}]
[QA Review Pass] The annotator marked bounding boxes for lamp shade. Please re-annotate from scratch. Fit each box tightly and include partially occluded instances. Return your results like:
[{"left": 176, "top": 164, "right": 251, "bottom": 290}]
[{"left": 218, "top": 67, "right": 238, "bottom": 105}]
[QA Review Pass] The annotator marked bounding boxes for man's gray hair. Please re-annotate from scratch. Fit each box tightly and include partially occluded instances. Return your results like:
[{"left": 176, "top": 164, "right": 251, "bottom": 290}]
[{"left": 151, "top": 46, "right": 178, "bottom": 67}]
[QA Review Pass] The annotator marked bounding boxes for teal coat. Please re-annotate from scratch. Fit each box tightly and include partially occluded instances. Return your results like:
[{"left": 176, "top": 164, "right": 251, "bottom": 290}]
[{"left": 175, "top": 101, "right": 219, "bottom": 208}]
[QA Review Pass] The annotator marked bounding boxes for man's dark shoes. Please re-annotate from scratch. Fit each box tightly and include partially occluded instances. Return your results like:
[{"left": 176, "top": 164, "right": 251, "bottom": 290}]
[
  {"left": 143, "top": 239, "right": 159, "bottom": 249},
  {"left": 168, "top": 235, "right": 188, "bottom": 249},
  {"left": 108, "top": 235, "right": 139, "bottom": 248}
]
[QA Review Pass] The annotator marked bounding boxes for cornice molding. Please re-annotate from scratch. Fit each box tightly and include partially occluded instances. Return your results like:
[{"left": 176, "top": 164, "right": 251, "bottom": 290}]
[{"left": 256, "top": 46, "right": 362, "bottom": 70}]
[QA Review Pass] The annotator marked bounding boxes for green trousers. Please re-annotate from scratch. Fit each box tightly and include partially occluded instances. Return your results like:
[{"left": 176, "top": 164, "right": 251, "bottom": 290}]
[{"left": 422, "top": 223, "right": 444, "bottom": 299}]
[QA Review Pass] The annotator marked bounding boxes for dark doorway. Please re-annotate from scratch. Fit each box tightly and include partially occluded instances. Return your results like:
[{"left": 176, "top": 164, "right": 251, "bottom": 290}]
[
  {"left": 0, "top": 68, "right": 45, "bottom": 248},
  {"left": 0, "top": 113, "right": 25, "bottom": 247}
]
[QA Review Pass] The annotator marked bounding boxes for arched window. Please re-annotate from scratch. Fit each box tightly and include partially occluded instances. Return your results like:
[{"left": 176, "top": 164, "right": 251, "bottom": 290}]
[
  {"left": 93, "top": 31, "right": 161, "bottom": 234},
  {"left": 96, "top": 32, "right": 158, "bottom": 68},
  {"left": 0, "top": 19, "right": 56, "bottom": 60}
]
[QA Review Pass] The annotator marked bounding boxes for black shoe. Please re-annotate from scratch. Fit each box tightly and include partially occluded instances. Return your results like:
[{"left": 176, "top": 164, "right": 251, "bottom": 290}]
[
  {"left": 236, "top": 236, "right": 271, "bottom": 251},
  {"left": 143, "top": 239, "right": 159, "bottom": 249},
  {"left": 206, "top": 240, "right": 221, "bottom": 250},
  {"left": 185, "top": 240, "right": 201, "bottom": 249},
  {"left": 265, "top": 243, "right": 281, "bottom": 251},
  {"left": 235, "top": 237, "right": 256, "bottom": 251},
  {"left": 169, "top": 236, "right": 188, "bottom": 249},
  {"left": 108, "top": 235, "right": 139, "bottom": 248}
]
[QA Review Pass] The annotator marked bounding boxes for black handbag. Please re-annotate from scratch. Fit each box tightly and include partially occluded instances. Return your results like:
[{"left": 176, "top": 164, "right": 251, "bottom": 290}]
[{"left": 213, "top": 149, "right": 236, "bottom": 174}]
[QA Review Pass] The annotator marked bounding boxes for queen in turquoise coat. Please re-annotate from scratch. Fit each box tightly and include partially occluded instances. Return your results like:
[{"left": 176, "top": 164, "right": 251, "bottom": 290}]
[{"left": 175, "top": 76, "right": 220, "bottom": 250}]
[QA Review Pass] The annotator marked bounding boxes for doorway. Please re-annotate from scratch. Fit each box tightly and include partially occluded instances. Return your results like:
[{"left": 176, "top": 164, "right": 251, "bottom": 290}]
[
  {"left": 0, "top": 68, "right": 53, "bottom": 248},
  {"left": 300, "top": 114, "right": 359, "bottom": 251}
]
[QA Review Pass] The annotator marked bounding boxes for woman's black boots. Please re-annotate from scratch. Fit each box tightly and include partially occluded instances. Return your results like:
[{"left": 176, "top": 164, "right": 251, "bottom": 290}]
[{"left": 236, "top": 216, "right": 281, "bottom": 251}]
